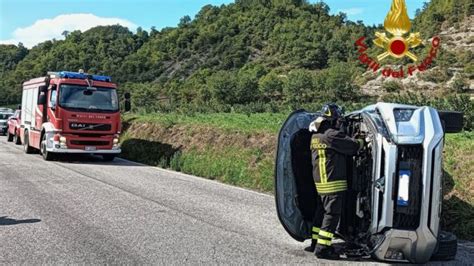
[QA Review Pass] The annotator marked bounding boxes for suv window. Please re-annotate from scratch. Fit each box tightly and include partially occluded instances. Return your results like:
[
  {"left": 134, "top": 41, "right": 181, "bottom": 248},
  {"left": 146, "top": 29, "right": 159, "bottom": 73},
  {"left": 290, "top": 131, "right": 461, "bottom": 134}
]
[{"left": 0, "top": 113, "right": 12, "bottom": 120}]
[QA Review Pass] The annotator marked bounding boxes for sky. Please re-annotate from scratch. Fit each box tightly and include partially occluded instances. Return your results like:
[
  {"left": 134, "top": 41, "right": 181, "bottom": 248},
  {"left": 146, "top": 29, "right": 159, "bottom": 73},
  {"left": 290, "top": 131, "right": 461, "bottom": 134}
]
[{"left": 0, "top": 0, "right": 427, "bottom": 48}]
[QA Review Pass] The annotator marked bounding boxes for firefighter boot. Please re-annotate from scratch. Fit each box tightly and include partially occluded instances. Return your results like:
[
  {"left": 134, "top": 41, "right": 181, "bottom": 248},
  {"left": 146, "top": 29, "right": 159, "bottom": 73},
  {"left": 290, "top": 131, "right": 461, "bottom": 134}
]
[
  {"left": 304, "top": 227, "right": 320, "bottom": 252},
  {"left": 304, "top": 240, "right": 317, "bottom": 252},
  {"left": 315, "top": 245, "right": 340, "bottom": 260}
]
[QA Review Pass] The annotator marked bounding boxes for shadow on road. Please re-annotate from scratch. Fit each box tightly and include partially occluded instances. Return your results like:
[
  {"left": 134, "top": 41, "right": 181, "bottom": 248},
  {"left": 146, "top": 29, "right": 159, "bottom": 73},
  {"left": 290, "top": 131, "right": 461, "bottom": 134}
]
[
  {"left": 0, "top": 216, "right": 41, "bottom": 226},
  {"left": 55, "top": 153, "right": 143, "bottom": 166}
]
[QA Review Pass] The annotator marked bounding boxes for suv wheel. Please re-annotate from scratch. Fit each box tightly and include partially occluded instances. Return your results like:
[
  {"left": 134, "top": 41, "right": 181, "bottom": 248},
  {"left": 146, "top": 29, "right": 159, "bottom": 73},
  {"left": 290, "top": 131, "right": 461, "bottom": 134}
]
[{"left": 431, "top": 231, "right": 457, "bottom": 261}]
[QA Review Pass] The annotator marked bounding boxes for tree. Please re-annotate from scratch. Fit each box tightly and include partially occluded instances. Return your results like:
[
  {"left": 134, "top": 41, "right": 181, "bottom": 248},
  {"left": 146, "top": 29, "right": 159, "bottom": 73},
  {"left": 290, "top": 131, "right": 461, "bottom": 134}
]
[
  {"left": 179, "top": 15, "right": 192, "bottom": 27},
  {"left": 259, "top": 72, "right": 284, "bottom": 102},
  {"left": 323, "top": 62, "right": 360, "bottom": 102},
  {"left": 283, "top": 69, "right": 314, "bottom": 105},
  {"left": 208, "top": 71, "right": 237, "bottom": 104}
]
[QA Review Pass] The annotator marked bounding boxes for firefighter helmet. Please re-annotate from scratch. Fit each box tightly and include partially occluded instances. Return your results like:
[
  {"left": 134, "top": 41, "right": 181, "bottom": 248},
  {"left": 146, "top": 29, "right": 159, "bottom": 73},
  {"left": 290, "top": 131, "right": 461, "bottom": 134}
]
[
  {"left": 321, "top": 103, "right": 343, "bottom": 121},
  {"left": 309, "top": 104, "right": 344, "bottom": 133}
]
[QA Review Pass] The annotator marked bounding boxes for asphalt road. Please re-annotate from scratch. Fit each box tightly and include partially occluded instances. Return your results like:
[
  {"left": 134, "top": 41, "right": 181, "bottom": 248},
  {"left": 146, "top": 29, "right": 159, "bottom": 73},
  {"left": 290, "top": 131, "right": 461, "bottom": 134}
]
[{"left": 1, "top": 136, "right": 473, "bottom": 264}]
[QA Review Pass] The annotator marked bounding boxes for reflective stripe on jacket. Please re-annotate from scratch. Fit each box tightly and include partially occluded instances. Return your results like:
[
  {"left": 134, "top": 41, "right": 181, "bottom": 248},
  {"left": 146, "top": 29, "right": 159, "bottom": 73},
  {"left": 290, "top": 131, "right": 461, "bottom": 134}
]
[{"left": 311, "top": 128, "right": 361, "bottom": 195}]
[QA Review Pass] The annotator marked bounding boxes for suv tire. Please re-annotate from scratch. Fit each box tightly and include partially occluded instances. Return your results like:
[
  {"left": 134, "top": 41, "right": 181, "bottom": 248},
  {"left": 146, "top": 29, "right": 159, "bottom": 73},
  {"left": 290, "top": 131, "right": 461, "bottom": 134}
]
[{"left": 431, "top": 231, "right": 457, "bottom": 261}]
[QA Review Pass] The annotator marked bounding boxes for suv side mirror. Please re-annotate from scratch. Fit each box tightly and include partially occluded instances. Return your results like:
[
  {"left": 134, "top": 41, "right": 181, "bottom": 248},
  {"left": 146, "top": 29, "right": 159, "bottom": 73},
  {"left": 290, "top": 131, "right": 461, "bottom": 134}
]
[{"left": 124, "top": 92, "right": 131, "bottom": 112}]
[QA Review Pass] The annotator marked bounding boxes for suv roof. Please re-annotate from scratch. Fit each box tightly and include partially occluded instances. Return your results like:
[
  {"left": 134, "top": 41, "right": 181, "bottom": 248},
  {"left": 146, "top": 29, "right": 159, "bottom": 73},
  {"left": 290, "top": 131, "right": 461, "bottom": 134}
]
[{"left": 0, "top": 108, "right": 14, "bottom": 113}]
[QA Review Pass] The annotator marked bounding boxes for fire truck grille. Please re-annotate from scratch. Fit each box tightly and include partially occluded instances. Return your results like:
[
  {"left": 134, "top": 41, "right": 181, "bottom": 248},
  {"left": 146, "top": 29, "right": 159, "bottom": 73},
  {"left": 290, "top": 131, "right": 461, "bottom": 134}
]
[
  {"left": 69, "top": 123, "right": 112, "bottom": 131},
  {"left": 70, "top": 140, "right": 110, "bottom": 146},
  {"left": 393, "top": 145, "right": 423, "bottom": 230}
]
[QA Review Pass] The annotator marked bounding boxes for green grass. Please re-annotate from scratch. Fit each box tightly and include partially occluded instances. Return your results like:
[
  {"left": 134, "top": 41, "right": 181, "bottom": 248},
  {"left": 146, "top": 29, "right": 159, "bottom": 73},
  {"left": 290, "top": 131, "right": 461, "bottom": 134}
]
[
  {"left": 169, "top": 147, "right": 274, "bottom": 191},
  {"left": 126, "top": 112, "right": 288, "bottom": 134},
  {"left": 442, "top": 132, "right": 474, "bottom": 240},
  {"left": 444, "top": 132, "right": 474, "bottom": 203}
]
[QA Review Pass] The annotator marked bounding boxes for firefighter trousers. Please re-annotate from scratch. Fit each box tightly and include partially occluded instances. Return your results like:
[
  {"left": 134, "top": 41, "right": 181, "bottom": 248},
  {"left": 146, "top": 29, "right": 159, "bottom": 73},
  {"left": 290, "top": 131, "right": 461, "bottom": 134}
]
[{"left": 311, "top": 193, "right": 344, "bottom": 249}]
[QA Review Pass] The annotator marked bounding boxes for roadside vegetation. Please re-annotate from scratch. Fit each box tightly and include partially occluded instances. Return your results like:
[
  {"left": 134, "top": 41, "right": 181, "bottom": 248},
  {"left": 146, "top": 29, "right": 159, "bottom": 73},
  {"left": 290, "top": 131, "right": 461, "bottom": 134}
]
[{"left": 442, "top": 132, "right": 474, "bottom": 240}]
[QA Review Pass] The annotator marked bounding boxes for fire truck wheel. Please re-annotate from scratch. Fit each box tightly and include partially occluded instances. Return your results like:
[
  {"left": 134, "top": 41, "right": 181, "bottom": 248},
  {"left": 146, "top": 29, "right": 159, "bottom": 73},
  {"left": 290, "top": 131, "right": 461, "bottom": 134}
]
[
  {"left": 102, "top": 154, "right": 116, "bottom": 162},
  {"left": 23, "top": 131, "right": 35, "bottom": 154},
  {"left": 7, "top": 131, "right": 13, "bottom": 142},
  {"left": 41, "top": 134, "right": 55, "bottom": 161}
]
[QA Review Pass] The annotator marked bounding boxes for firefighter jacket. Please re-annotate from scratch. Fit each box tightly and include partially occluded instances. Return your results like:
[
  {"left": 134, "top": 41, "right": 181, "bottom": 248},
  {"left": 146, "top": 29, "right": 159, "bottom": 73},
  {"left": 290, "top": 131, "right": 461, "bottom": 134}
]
[{"left": 310, "top": 128, "right": 362, "bottom": 195}]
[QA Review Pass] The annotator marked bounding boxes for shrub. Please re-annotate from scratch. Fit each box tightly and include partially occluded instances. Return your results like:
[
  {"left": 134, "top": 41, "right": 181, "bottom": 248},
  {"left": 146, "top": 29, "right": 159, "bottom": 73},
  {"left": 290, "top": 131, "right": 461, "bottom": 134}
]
[
  {"left": 451, "top": 74, "right": 469, "bottom": 93},
  {"left": 382, "top": 81, "right": 403, "bottom": 93}
]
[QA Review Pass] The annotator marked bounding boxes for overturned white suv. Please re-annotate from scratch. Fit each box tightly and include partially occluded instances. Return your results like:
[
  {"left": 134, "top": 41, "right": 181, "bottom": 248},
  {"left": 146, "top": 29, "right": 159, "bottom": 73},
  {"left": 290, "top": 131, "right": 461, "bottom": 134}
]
[{"left": 275, "top": 102, "right": 463, "bottom": 263}]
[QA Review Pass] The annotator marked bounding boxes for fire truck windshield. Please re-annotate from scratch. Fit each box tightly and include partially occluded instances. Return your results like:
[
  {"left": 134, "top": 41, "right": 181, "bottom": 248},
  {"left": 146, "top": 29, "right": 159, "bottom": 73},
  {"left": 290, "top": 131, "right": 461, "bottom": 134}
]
[{"left": 59, "top": 84, "right": 119, "bottom": 113}]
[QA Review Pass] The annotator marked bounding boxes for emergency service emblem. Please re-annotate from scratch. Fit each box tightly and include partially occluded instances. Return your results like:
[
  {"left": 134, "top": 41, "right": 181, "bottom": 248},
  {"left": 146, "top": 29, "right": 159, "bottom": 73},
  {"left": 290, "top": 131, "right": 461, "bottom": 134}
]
[
  {"left": 355, "top": 0, "right": 441, "bottom": 78},
  {"left": 373, "top": 0, "right": 422, "bottom": 62}
]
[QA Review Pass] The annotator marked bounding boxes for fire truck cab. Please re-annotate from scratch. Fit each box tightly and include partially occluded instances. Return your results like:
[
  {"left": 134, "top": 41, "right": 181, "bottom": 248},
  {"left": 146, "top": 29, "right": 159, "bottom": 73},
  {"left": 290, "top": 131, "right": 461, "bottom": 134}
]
[{"left": 20, "top": 71, "right": 129, "bottom": 161}]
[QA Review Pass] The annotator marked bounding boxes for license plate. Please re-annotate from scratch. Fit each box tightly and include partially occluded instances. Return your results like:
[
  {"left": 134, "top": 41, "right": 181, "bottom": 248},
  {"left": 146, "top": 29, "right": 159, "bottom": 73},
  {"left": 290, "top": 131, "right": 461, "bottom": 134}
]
[
  {"left": 397, "top": 170, "right": 411, "bottom": 206},
  {"left": 85, "top": 146, "right": 97, "bottom": 151}
]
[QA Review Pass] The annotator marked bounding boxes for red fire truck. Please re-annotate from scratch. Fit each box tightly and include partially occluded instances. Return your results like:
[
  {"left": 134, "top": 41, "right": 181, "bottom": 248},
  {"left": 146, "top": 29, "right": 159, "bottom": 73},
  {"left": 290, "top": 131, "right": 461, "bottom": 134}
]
[{"left": 20, "top": 71, "right": 130, "bottom": 161}]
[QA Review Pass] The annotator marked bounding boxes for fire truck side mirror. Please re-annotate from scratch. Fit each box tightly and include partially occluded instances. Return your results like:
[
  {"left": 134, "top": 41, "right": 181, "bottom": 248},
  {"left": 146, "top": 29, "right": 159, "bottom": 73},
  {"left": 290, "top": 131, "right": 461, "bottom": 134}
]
[
  {"left": 37, "top": 85, "right": 48, "bottom": 105},
  {"left": 124, "top": 92, "right": 131, "bottom": 112}
]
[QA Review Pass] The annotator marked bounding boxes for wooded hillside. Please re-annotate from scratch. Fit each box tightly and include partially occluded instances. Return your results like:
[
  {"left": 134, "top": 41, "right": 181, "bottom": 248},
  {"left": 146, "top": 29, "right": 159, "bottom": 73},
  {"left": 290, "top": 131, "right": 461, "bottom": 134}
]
[{"left": 0, "top": 0, "right": 472, "bottom": 124}]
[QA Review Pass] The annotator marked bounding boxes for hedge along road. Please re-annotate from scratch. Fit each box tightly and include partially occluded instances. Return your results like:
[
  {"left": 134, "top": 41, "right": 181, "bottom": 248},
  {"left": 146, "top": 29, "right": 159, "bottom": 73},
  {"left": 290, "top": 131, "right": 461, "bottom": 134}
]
[{"left": 0, "top": 136, "right": 472, "bottom": 264}]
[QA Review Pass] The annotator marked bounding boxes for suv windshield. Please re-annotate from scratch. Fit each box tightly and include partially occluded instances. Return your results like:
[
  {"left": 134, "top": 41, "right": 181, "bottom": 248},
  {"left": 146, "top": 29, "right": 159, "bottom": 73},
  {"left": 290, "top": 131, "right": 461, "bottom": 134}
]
[
  {"left": 0, "top": 113, "right": 12, "bottom": 120},
  {"left": 59, "top": 84, "right": 119, "bottom": 113}
]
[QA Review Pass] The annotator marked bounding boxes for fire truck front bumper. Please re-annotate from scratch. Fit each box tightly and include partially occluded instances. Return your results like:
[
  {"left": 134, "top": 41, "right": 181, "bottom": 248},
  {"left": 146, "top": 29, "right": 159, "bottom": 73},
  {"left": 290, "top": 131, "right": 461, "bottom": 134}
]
[
  {"left": 43, "top": 131, "right": 121, "bottom": 154},
  {"left": 48, "top": 147, "right": 121, "bottom": 154}
]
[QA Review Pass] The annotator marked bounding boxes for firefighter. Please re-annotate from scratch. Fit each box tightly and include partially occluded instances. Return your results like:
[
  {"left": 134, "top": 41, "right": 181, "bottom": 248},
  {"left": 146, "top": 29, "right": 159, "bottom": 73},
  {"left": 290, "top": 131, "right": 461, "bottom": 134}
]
[{"left": 304, "top": 103, "right": 363, "bottom": 260}]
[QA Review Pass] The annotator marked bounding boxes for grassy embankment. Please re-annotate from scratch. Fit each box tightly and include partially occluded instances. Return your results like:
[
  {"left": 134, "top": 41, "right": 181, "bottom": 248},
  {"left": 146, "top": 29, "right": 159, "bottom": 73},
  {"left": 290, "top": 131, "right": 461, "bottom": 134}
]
[{"left": 120, "top": 113, "right": 474, "bottom": 240}]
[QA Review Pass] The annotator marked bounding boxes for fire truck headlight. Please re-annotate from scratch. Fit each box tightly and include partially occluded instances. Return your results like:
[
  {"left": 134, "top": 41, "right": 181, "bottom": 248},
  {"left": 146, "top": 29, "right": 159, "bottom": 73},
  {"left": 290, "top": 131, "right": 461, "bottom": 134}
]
[
  {"left": 60, "top": 136, "right": 67, "bottom": 144},
  {"left": 113, "top": 138, "right": 119, "bottom": 144}
]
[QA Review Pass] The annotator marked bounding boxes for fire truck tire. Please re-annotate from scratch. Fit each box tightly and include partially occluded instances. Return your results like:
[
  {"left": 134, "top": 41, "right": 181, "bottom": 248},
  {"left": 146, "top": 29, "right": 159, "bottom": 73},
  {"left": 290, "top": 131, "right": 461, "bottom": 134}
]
[
  {"left": 23, "top": 131, "right": 35, "bottom": 154},
  {"left": 431, "top": 231, "right": 457, "bottom": 261},
  {"left": 41, "top": 134, "right": 55, "bottom": 161},
  {"left": 102, "top": 155, "right": 116, "bottom": 161},
  {"left": 7, "top": 131, "right": 13, "bottom": 142}
]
